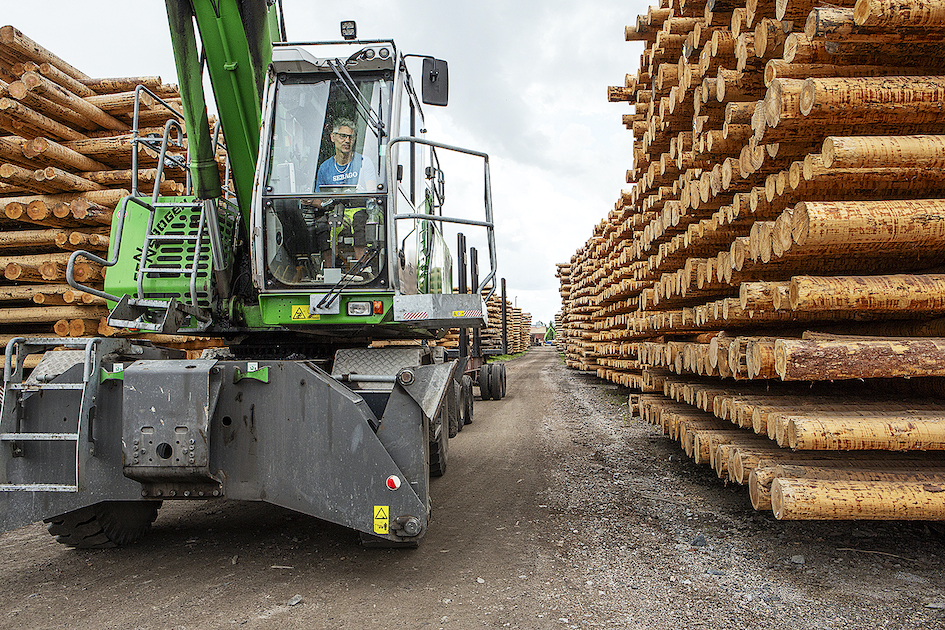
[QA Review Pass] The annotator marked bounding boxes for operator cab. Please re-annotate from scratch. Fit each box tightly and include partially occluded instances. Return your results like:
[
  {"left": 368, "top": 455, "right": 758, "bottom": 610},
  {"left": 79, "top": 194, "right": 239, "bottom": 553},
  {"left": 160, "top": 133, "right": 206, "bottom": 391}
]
[
  {"left": 262, "top": 69, "right": 389, "bottom": 288},
  {"left": 254, "top": 34, "right": 450, "bottom": 297},
  {"left": 260, "top": 56, "right": 390, "bottom": 289}
]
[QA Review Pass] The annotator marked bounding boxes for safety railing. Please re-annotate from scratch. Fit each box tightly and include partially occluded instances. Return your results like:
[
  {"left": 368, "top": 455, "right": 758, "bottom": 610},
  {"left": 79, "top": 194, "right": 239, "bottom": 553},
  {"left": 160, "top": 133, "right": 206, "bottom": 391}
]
[{"left": 386, "top": 136, "right": 497, "bottom": 302}]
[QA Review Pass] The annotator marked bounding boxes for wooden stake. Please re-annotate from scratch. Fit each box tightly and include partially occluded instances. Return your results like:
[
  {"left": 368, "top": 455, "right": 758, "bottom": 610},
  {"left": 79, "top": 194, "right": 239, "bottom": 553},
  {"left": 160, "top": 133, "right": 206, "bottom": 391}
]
[
  {"left": 792, "top": 199, "right": 945, "bottom": 252},
  {"left": 23, "top": 136, "right": 108, "bottom": 172},
  {"left": 786, "top": 411, "right": 945, "bottom": 450},
  {"left": 822, "top": 134, "right": 945, "bottom": 169},
  {"left": 0, "top": 97, "right": 85, "bottom": 141}
]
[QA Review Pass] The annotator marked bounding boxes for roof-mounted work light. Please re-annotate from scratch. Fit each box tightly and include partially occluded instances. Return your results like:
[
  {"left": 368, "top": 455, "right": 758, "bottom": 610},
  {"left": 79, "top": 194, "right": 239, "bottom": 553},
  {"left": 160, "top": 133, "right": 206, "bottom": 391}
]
[{"left": 340, "top": 21, "right": 357, "bottom": 40}]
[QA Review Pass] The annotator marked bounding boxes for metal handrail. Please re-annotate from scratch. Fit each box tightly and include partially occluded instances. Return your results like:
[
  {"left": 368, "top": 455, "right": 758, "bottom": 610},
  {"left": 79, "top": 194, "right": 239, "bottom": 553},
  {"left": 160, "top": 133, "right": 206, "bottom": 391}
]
[
  {"left": 151, "top": 119, "right": 185, "bottom": 205},
  {"left": 129, "top": 85, "right": 187, "bottom": 197},
  {"left": 386, "top": 136, "right": 497, "bottom": 302}
]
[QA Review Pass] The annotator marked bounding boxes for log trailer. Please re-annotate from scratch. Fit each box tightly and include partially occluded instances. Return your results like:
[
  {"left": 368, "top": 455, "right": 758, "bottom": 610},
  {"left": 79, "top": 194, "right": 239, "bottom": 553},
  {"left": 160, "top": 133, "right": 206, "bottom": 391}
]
[{"left": 0, "top": 1, "right": 497, "bottom": 548}]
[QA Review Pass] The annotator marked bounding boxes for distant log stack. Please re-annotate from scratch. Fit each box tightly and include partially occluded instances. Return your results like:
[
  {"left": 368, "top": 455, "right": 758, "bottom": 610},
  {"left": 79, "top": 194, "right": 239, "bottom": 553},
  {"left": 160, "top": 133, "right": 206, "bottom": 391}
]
[
  {"left": 438, "top": 289, "right": 531, "bottom": 356},
  {"left": 559, "top": 0, "right": 945, "bottom": 520},
  {"left": 0, "top": 25, "right": 226, "bottom": 353},
  {"left": 554, "top": 264, "right": 571, "bottom": 354}
]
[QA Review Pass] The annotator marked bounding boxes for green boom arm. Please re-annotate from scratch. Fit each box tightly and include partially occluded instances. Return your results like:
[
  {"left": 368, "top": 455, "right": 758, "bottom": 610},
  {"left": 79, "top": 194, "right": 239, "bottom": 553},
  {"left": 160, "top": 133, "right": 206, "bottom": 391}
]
[{"left": 165, "top": 0, "right": 281, "bottom": 226}]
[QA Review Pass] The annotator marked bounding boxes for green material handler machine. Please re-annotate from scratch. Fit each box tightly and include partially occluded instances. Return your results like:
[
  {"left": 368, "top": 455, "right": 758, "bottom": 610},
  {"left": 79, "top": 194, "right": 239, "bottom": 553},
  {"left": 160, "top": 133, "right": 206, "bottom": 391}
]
[{"left": 0, "top": 0, "right": 496, "bottom": 548}]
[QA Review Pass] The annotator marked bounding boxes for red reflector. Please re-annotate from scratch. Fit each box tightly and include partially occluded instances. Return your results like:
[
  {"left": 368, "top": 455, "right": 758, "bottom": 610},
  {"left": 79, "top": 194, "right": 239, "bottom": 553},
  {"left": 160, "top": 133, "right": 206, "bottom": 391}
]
[
  {"left": 373, "top": 301, "right": 384, "bottom": 314},
  {"left": 386, "top": 475, "right": 401, "bottom": 490}
]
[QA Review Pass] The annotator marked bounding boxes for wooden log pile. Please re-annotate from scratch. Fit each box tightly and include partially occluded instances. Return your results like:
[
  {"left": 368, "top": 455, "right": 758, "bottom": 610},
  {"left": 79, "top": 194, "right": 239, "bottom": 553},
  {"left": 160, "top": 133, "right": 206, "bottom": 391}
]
[
  {"left": 0, "top": 25, "right": 223, "bottom": 353},
  {"left": 438, "top": 289, "right": 532, "bottom": 355},
  {"left": 559, "top": 0, "right": 945, "bottom": 520}
]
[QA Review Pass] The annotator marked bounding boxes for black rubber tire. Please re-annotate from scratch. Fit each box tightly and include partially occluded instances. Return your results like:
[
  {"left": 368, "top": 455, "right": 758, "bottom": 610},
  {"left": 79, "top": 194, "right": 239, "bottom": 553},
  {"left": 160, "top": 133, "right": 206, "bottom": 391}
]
[
  {"left": 478, "top": 364, "right": 492, "bottom": 400},
  {"left": 489, "top": 362, "right": 503, "bottom": 400},
  {"left": 448, "top": 380, "right": 461, "bottom": 438},
  {"left": 45, "top": 501, "right": 161, "bottom": 549},
  {"left": 499, "top": 363, "right": 508, "bottom": 398},
  {"left": 429, "top": 408, "right": 448, "bottom": 477},
  {"left": 455, "top": 378, "right": 467, "bottom": 431},
  {"left": 461, "top": 375, "right": 474, "bottom": 424}
]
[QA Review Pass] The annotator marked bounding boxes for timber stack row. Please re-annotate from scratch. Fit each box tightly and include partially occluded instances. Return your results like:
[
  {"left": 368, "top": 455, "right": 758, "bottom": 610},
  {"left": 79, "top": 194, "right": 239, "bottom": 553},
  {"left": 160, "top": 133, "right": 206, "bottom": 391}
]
[
  {"left": 558, "top": 0, "right": 945, "bottom": 520},
  {"left": 440, "top": 290, "right": 532, "bottom": 355},
  {"left": 0, "top": 25, "right": 225, "bottom": 352}
]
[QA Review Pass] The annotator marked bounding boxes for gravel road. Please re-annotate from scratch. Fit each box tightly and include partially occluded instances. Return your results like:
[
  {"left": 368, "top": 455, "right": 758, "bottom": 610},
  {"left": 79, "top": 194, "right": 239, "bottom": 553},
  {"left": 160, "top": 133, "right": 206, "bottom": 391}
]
[{"left": 1, "top": 346, "right": 943, "bottom": 629}]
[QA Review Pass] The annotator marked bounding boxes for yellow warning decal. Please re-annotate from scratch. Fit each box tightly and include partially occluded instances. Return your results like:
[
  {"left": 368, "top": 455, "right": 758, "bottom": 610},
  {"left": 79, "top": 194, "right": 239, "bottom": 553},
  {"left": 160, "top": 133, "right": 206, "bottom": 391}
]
[
  {"left": 452, "top": 310, "right": 466, "bottom": 317},
  {"left": 291, "top": 305, "right": 320, "bottom": 321},
  {"left": 373, "top": 505, "right": 389, "bottom": 535}
]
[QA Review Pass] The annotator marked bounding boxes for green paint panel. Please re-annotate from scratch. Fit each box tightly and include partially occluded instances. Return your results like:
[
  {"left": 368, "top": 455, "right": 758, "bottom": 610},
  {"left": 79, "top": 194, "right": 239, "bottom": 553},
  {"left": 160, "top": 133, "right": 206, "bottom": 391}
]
[
  {"left": 104, "top": 196, "right": 237, "bottom": 309},
  {"left": 234, "top": 366, "right": 270, "bottom": 384},
  {"left": 190, "top": 0, "right": 276, "bottom": 222},
  {"left": 259, "top": 294, "right": 393, "bottom": 327}
]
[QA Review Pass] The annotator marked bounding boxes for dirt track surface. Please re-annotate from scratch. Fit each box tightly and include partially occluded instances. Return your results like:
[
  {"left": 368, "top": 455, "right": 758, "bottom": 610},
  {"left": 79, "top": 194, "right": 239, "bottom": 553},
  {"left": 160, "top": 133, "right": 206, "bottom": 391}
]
[{"left": 2, "top": 346, "right": 945, "bottom": 629}]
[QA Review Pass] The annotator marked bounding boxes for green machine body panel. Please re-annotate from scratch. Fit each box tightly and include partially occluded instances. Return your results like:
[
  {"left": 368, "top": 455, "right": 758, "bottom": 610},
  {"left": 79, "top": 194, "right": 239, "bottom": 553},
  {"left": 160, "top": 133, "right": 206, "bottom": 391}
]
[
  {"left": 103, "top": 196, "right": 238, "bottom": 311},
  {"left": 258, "top": 293, "right": 393, "bottom": 327}
]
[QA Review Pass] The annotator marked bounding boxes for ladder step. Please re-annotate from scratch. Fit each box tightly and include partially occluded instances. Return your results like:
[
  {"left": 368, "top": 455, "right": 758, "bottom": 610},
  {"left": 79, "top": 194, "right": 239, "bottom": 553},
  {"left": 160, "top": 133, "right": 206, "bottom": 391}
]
[
  {"left": 139, "top": 267, "right": 189, "bottom": 274},
  {"left": 144, "top": 234, "right": 199, "bottom": 242},
  {"left": 0, "top": 432, "right": 79, "bottom": 441},
  {"left": 0, "top": 484, "right": 77, "bottom": 492},
  {"left": 10, "top": 383, "right": 85, "bottom": 392}
]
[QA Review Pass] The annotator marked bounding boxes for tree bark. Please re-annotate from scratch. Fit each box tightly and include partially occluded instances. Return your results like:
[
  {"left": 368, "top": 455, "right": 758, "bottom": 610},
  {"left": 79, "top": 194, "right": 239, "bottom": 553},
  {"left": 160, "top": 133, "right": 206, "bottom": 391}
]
[
  {"left": 775, "top": 336, "right": 945, "bottom": 381},
  {"left": 822, "top": 134, "right": 945, "bottom": 168},
  {"left": 800, "top": 76, "right": 945, "bottom": 125},
  {"left": 854, "top": 0, "right": 945, "bottom": 28},
  {"left": 789, "top": 274, "right": 945, "bottom": 313},
  {"left": 772, "top": 478, "right": 945, "bottom": 520}
]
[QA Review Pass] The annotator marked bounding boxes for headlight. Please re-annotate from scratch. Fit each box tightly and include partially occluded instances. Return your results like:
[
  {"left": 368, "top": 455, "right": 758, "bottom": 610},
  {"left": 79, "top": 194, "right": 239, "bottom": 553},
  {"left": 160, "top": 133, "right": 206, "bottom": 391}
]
[{"left": 347, "top": 301, "right": 372, "bottom": 316}]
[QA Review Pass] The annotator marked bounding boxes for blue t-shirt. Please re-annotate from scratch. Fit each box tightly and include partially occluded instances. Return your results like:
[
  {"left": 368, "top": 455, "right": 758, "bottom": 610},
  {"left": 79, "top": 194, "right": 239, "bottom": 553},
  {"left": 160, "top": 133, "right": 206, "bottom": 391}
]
[{"left": 315, "top": 154, "right": 375, "bottom": 191}]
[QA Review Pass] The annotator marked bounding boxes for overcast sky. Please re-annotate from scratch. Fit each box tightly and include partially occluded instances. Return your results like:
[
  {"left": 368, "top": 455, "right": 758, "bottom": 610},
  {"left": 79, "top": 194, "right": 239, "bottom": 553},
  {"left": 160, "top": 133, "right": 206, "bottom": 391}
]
[{"left": 4, "top": 1, "right": 649, "bottom": 325}]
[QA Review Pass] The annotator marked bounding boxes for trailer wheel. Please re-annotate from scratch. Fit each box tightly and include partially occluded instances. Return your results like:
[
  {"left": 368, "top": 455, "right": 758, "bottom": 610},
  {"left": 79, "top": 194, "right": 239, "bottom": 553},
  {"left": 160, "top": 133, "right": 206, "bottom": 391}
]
[
  {"left": 45, "top": 501, "right": 161, "bottom": 549},
  {"left": 499, "top": 363, "right": 508, "bottom": 398},
  {"left": 489, "top": 362, "right": 503, "bottom": 400},
  {"left": 461, "top": 375, "right": 474, "bottom": 424},
  {"left": 429, "top": 408, "right": 448, "bottom": 477},
  {"left": 454, "top": 379, "right": 467, "bottom": 430},
  {"left": 448, "top": 380, "right": 461, "bottom": 438},
  {"left": 478, "top": 364, "right": 493, "bottom": 400}
]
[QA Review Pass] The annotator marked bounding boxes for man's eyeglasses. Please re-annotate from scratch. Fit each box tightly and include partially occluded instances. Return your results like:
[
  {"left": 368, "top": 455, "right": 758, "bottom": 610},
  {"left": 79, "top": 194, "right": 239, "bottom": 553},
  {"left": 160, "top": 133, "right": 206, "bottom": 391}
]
[{"left": 334, "top": 132, "right": 355, "bottom": 141}]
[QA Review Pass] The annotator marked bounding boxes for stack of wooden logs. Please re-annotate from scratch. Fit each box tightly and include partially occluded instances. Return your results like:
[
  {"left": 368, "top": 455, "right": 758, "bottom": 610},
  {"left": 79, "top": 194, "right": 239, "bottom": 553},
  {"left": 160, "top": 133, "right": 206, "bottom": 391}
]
[
  {"left": 0, "top": 25, "right": 224, "bottom": 352},
  {"left": 559, "top": 0, "right": 945, "bottom": 520},
  {"left": 553, "top": 311, "right": 565, "bottom": 352},
  {"left": 439, "top": 290, "right": 531, "bottom": 356},
  {"left": 513, "top": 308, "right": 531, "bottom": 353}
]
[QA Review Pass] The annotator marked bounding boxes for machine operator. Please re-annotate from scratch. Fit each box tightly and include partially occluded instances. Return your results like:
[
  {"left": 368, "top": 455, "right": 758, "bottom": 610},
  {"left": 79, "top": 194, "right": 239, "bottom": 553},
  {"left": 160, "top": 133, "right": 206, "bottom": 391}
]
[{"left": 310, "top": 118, "right": 377, "bottom": 267}]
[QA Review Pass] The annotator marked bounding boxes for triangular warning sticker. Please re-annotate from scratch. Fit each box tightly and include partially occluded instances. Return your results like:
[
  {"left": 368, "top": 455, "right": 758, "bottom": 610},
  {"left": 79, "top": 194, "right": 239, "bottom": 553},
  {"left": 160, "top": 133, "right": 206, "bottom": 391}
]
[{"left": 374, "top": 506, "right": 389, "bottom": 519}]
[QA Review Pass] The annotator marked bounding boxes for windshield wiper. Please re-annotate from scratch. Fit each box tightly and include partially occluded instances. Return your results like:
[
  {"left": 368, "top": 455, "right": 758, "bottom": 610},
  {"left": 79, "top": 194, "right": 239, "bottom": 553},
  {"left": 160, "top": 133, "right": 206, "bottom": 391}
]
[
  {"left": 317, "top": 245, "right": 380, "bottom": 310},
  {"left": 327, "top": 58, "right": 386, "bottom": 140}
]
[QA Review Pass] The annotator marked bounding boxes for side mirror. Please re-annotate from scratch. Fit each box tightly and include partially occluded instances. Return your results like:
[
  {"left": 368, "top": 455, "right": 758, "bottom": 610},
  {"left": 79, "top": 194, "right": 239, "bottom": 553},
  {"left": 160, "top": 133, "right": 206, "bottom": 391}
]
[{"left": 421, "top": 58, "right": 448, "bottom": 106}]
